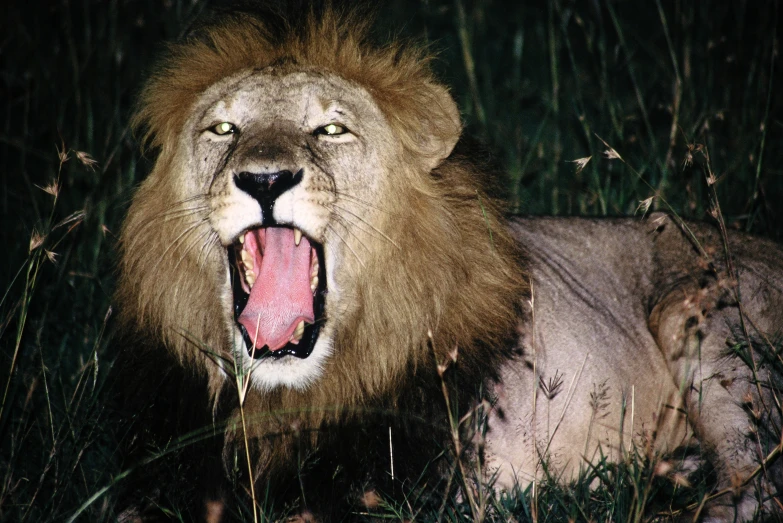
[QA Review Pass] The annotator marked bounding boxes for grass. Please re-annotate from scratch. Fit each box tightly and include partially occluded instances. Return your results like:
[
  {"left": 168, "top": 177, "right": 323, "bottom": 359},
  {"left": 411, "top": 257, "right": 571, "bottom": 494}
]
[{"left": 1, "top": 0, "right": 782, "bottom": 521}]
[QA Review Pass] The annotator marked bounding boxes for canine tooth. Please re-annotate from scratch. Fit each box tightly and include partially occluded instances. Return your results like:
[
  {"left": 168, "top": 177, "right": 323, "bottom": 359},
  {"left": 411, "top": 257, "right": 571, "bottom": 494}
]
[
  {"left": 294, "top": 228, "right": 302, "bottom": 246},
  {"left": 292, "top": 320, "right": 305, "bottom": 341},
  {"left": 245, "top": 270, "right": 256, "bottom": 288},
  {"left": 310, "top": 275, "right": 319, "bottom": 293},
  {"left": 238, "top": 234, "right": 244, "bottom": 244},
  {"left": 241, "top": 249, "right": 254, "bottom": 270}
]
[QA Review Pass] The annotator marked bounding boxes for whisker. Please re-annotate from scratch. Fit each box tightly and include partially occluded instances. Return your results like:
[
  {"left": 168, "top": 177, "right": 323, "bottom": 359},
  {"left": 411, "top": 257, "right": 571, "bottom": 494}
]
[
  {"left": 177, "top": 227, "right": 220, "bottom": 274},
  {"left": 152, "top": 221, "right": 212, "bottom": 307},
  {"left": 326, "top": 224, "right": 365, "bottom": 268},
  {"left": 333, "top": 191, "right": 395, "bottom": 215},
  {"left": 162, "top": 194, "right": 209, "bottom": 207},
  {"left": 139, "top": 208, "right": 210, "bottom": 233},
  {"left": 151, "top": 194, "right": 208, "bottom": 214},
  {"left": 331, "top": 204, "right": 400, "bottom": 249},
  {"left": 330, "top": 215, "right": 372, "bottom": 254},
  {"left": 170, "top": 234, "right": 205, "bottom": 275},
  {"left": 134, "top": 200, "right": 209, "bottom": 235},
  {"left": 152, "top": 218, "right": 210, "bottom": 275},
  {"left": 196, "top": 231, "right": 221, "bottom": 272},
  {"left": 173, "top": 229, "right": 214, "bottom": 275},
  {"left": 158, "top": 204, "right": 210, "bottom": 219}
]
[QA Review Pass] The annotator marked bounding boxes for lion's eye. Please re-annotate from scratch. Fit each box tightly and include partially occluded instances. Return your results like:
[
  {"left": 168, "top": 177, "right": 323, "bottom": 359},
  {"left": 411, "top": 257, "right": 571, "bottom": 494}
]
[
  {"left": 210, "top": 122, "right": 237, "bottom": 136},
  {"left": 314, "top": 123, "right": 347, "bottom": 136}
]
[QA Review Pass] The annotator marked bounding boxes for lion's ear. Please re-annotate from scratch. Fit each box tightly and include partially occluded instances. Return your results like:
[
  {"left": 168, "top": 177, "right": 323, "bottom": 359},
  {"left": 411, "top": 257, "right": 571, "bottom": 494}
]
[{"left": 415, "top": 83, "right": 462, "bottom": 170}]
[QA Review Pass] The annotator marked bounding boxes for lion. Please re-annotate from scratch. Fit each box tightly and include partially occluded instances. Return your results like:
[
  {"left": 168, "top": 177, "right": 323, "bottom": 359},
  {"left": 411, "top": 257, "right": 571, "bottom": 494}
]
[{"left": 116, "top": 6, "right": 782, "bottom": 520}]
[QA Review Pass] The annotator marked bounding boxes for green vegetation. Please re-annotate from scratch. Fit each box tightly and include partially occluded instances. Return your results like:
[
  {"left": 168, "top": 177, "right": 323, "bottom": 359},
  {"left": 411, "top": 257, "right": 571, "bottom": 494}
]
[{"left": 1, "top": 0, "right": 780, "bottom": 521}]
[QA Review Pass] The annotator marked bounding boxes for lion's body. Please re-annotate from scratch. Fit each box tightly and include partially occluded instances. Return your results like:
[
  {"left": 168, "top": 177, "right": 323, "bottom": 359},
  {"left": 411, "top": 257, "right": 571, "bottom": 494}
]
[
  {"left": 489, "top": 216, "right": 783, "bottom": 519},
  {"left": 117, "top": 7, "right": 783, "bottom": 520}
]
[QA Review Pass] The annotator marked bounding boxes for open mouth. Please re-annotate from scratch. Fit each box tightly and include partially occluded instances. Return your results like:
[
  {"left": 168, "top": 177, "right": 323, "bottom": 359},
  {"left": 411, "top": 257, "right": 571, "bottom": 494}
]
[{"left": 228, "top": 226, "right": 326, "bottom": 359}]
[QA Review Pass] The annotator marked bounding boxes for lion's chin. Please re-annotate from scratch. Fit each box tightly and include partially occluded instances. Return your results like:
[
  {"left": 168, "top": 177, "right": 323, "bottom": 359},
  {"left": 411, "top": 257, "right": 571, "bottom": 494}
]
[
  {"left": 232, "top": 325, "right": 334, "bottom": 391},
  {"left": 227, "top": 226, "right": 327, "bottom": 363}
]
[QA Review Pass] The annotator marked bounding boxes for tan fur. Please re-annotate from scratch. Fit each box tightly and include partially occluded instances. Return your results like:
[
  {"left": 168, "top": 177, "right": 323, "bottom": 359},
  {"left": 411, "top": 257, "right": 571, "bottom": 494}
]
[
  {"left": 119, "top": 8, "right": 525, "bottom": 473},
  {"left": 118, "top": 8, "right": 782, "bottom": 520}
]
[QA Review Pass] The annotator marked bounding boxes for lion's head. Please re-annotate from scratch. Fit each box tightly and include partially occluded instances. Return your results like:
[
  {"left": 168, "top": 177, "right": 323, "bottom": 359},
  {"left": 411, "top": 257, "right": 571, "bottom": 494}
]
[{"left": 118, "top": 9, "right": 525, "bottom": 418}]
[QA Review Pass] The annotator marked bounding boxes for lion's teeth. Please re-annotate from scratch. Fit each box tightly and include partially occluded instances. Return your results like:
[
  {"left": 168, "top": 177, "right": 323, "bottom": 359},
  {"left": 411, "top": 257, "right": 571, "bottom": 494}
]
[
  {"left": 238, "top": 234, "right": 244, "bottom": 244},
  {"left": 294, "top": 228, "right": 302, "bottom": 246},
  {"left": 292, "top": 320, "right": 305, "bottom": 342},
  {"left": 310, "top": 259, "right": 319, "bottom": 293},
  {"left": 241, "top": 249, "right": 254, "bottom": 270},
  {"left": 245, "top": 269, "right": 256, "bottom": 288}
]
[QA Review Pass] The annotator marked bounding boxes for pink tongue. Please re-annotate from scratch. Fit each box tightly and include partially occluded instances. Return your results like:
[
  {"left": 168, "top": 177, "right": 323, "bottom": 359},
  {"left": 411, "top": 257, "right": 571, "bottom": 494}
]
[{"left": 238, "top": 228, "right": 315, "bottom": 351}]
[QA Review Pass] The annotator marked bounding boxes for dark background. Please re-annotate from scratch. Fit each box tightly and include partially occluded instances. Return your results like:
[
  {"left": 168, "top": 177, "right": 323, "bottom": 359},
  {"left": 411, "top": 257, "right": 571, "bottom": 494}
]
[{"left": 0, "top": 0, "right": 780, "bottom": 520}]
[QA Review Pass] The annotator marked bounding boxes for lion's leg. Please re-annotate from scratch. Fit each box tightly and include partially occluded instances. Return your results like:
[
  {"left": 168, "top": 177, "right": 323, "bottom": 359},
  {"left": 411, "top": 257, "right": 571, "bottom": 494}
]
[{"left": 650, "top": 283, "right": 782, "bottom": 520}]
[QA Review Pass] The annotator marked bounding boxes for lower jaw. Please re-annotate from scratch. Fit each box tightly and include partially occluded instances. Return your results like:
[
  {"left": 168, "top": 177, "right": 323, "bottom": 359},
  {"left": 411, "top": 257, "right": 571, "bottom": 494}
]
[
  {"left": 235, "top": 319, "right": 322, "bottom": 359},
  {"left": 227, "top": 241, "right": 327, "bottom": 360}
]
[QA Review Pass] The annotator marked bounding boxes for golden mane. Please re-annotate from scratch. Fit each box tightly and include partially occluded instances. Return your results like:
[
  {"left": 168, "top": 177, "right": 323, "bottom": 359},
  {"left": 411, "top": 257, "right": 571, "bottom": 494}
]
[{"left": 119, "top": 7, "right": 528, "bottom": 476}]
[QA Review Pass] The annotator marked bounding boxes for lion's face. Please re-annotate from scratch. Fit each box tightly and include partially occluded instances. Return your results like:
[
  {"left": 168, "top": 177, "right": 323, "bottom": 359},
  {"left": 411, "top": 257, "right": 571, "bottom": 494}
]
[
  {"left": 121, "top": 16, "right": 520, "bottom": 406},
  {"left": 171, "top": 66, "right": 402, "bottom": 390}
]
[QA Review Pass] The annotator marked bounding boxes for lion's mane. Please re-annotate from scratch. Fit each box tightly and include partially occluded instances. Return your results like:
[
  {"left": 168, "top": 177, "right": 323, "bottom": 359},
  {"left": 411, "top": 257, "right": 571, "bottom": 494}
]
[{"left": 117, "top": 6, "right": 527, "bottom": 483}]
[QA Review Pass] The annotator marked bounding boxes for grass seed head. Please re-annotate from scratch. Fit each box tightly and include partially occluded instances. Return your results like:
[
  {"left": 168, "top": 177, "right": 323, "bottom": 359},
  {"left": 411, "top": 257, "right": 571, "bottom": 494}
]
[
  {"left": 29, "top": 229, "right": 45, "bottom": 252},
  {"left": 36, "top": 180, "right": 60, "bottom": 197},
  {"left": 636, "top": 197, "right": 654, "bottom": 215},
  {"left": 45, "top": 250, "right": 59, "bottom": 265},
  {"left": 56, "top": 143, "right": 69, "bottom": 164},
  {"left": 602, "top": 147, "right": 621, "bottom": 160},
  {"left": 570, "top": 155, "right": 592, "bottom": 174},
  {"left": 75, "top": 150, "right": 98, "bottom": 170}
]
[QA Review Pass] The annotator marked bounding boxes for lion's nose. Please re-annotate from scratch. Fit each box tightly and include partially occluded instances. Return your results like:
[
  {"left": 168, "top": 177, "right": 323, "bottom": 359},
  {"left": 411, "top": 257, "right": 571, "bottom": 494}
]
[{"left": 234, "top": 169, "right": 303, "bottom": 225}]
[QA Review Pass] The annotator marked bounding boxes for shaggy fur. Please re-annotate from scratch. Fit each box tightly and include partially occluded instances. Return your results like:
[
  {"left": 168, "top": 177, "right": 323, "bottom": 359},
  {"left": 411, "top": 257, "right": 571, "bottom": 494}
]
[
  {"left": 117, "top": 5, "right": 526, "bottom": 508},
  {"left": 117, "top": 5, "right": 782, "bottom": 521}
]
